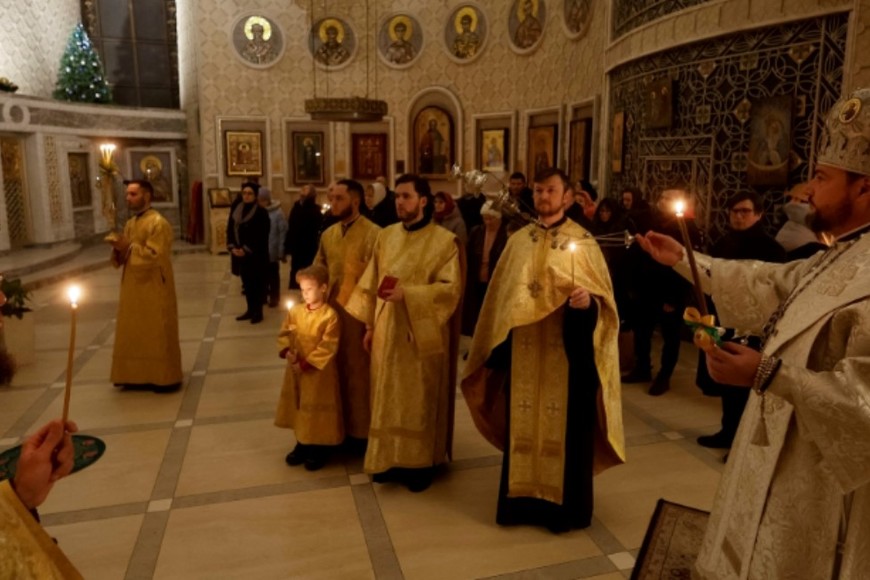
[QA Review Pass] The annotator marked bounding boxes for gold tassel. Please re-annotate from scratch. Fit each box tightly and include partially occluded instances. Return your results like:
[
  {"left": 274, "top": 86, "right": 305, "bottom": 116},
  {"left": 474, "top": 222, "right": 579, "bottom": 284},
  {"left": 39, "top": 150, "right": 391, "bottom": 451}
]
[{"left": 751, "top": 394, "right": 770, "bottom": 447}]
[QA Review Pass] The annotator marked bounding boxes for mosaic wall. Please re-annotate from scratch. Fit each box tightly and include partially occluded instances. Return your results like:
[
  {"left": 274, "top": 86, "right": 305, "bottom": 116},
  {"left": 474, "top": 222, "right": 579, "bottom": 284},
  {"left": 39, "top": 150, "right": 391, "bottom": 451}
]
[
  {"left": 608, "top": 13, "right": 849, "bottom": 242},
  {"left": 612, "top": 0, "right": 711, "bottom": 39}
]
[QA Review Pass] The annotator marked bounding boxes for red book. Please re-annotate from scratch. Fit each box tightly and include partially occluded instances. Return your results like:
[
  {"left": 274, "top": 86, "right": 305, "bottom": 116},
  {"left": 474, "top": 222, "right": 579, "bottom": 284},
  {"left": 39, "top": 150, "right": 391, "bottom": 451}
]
[{"left": 377, "top": 275, "right": 398, "bottom": 299}]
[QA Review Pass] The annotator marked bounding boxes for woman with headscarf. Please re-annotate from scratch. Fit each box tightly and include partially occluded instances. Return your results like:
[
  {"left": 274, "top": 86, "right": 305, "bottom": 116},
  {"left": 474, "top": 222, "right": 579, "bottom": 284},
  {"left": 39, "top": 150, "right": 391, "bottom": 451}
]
[
  {"left": 365, "top": 181, "right": 398, "bottom": 228},
  {"left": 433, "top": 191, "right": 467, "bottom": 245},
  {"left": 228, "top": 182, "right": 270, "bottom": 323},
  {"left": 461, "top": 201, "right": 507, "bottom": 335}
]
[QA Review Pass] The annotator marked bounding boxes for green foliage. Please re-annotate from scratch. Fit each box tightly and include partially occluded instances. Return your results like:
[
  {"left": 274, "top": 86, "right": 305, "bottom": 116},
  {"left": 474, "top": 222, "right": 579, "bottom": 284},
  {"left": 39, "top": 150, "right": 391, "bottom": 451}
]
[
  {"left": 53, "top": 23, "right": 112, "bottom": 104},
  {"left": 0, "top": 278, "right": 32, "bottom": 319}
]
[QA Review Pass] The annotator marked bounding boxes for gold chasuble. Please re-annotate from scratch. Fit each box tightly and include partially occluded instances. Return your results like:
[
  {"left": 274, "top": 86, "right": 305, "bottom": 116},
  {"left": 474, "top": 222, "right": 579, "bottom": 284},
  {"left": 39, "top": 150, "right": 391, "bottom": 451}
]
[
  {"left": 345, "top": 222, "right": 463, "bottom": 474},
  {"left": 0, "top": 481, "right": 83, "bottom": 579},
  {"left": 314, "top": 216, "right": 381, "bottom": 438},
  {"left": 462, "top": 220, "right": 625, "bottom": 504},
  {"left": 110, "top": 209, "right": 183, "bottom": 386},
  {"left": 275, "top": 303, "right": 343, "bottom": 445}
]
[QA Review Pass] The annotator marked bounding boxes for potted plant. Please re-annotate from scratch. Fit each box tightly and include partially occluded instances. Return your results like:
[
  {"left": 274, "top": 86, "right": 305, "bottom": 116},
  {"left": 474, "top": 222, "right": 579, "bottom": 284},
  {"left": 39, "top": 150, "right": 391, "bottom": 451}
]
[{"left": 1, "top": 277, "right": 35, "bottom": 367}]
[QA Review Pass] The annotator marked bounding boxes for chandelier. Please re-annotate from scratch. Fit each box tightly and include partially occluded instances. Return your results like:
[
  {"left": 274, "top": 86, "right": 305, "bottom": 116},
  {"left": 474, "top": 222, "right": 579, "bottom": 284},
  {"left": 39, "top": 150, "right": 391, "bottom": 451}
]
[{"left": 305, "top": 97, "right": 387, "bottom": 122}]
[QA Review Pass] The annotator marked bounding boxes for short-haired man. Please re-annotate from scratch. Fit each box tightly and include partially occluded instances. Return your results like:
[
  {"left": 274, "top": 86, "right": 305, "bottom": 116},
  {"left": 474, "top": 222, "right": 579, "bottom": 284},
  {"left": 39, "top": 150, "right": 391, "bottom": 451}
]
[
  {"left": 108, "top": 179, "right": 182, "bottom": 392},
  {"left": 346, "top": 174, "right": 463, "bottom": 492},
  {"left": 314, "top": 179, "right": 381, "bottom": 452},
  {"left": 462, "top": 167, "right": 624, "bottom": 532},
  {"left": 637, "top": 88, "right": 870, "bottom": 578},
  {"left": 506, "top": 171, "right": 536, "bottom": 233},
  {"left": 695, "top": 191, "right": 785, "bottom": 451}
]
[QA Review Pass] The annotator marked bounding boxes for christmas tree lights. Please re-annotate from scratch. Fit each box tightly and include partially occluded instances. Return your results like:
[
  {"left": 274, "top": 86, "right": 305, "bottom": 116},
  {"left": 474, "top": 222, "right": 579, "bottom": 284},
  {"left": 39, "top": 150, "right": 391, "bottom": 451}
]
[{"left": 53, "top": 23, "right": 112, "bottom": 104}]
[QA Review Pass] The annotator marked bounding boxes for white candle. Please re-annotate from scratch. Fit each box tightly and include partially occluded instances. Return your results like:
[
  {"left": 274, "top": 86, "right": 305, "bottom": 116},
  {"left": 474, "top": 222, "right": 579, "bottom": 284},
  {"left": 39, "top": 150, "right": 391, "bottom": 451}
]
[
  {"left": 62, "top": 285, "right": 81, "bottom": 425},
  {"left": 568, "top": 242, "right": 577, "bottom": 286}
]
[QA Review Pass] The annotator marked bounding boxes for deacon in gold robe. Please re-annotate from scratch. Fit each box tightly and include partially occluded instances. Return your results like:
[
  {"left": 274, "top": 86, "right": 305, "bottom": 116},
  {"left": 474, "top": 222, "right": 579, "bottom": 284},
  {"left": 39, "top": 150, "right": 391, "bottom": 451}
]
[
  {"left": 345, "top": 174, "right": 463, "bottom": 492},
  {"left": 275, "top": 264, "right": 343, "bottom": 471},
  {"left": 108, "top": 180, "right": 182, "bottom": 391},
  {"left": 462, "top": 167, "right": 625, "bottom": 533},
  {"left": 636, "top": 88, "right": 870, "bottom": 579},
  {"left": 0, "top": 419, "right": 83, "bottom": 579},
  {"left": 314, "top": 179, "right": 381, "bottom": 450}
]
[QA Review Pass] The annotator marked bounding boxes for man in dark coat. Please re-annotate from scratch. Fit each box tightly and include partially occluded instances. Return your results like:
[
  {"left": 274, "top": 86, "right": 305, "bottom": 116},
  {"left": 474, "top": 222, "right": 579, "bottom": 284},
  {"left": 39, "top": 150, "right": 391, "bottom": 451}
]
[
  {"left": 695, "top": 191, "right": 785, "bottom": 450},
  {"left": 285, "top": 184, "right": 324, "bottom": 289},
  {"left": 623, "top": 187, "right": 702, "bottom": 395}
]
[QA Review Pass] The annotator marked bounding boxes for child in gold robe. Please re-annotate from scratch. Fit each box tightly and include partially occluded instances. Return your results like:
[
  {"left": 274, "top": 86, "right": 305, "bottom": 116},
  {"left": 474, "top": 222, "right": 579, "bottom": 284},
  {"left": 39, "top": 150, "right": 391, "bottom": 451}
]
[{"left": 274, "top": 264, "right": 343, "bottom": 471}]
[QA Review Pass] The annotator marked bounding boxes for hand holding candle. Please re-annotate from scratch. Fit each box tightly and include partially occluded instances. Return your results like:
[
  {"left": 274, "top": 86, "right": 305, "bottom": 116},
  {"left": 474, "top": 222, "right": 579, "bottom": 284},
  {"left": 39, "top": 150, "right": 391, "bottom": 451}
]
[{"left": 62, "top": 285, "right": 81, "bottom": 425}]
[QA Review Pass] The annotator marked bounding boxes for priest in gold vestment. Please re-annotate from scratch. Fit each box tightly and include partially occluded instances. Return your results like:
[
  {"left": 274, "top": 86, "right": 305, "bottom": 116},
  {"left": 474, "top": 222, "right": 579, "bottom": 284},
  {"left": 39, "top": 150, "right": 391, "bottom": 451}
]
[
  {"left": 1, "top": 420, "right": 82, "bottom": 579},
  {"left": 637, "top": 88, "right": 870, "bottom": 579},
  {"left": 108, "top": 180, "right": 182, "bottom": 391},
  {"left": 345, "top": 174, "right": 463, "bottom": 492},
  {"left": 314, "top": 179, "right": 380, "bottom": 449},
  {"left": 462, "top": 168, "right": 624, "bottom": 532}
]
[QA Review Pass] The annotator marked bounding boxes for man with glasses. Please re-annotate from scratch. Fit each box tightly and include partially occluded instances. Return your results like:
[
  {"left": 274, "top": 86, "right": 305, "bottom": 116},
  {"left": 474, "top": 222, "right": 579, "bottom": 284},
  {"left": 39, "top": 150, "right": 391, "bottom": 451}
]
[{"left": 695, "top": 192, "right": 785, "bottom": 452}]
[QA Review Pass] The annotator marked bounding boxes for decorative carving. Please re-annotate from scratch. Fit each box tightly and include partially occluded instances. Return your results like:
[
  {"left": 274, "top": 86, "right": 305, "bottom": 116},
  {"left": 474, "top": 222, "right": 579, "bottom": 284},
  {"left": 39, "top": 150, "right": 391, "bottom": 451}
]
[
  {"left": 612, "top": 0, "right": 709, "bottom": 39},
  {"left": 0, "top": 137, "right": 28, "bottom": 246},
  {"left": 304, "top": 97, "right": 388, "bottom": 122},
  {"left": 44, "top": 136, "right": 64, "bottom": 225}
]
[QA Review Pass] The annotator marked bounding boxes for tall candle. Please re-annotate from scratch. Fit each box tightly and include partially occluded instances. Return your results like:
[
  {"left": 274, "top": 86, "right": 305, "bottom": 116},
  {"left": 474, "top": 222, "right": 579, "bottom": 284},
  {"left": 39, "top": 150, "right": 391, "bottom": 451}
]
[
  {"left": 62, "top": 285, "right": 81, "bottom": 425},
  {"left": 673, "top": 201, "right": 708, "bottom": 317},
  {"left": 568, "top": 241, "right": 577, "bottom": 287}
]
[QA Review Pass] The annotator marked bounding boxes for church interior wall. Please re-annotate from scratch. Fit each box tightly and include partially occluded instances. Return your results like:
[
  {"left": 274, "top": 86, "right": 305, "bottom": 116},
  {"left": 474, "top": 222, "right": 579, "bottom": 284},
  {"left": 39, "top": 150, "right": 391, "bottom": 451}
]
[
  {"left": 186, "top": 0, "right": 607, "bottom": 212},
  {"left": 0, "top": 94, "right": 187, "bottom": 250},
  {"left": 0, "top": 0, "right": 80, "bottom": 99},
  {"left": 2, "top": 0, "right": 870, "bottom": 251},
  {"left": 605, "top": 1, "right": 863, "bottom": 244}
]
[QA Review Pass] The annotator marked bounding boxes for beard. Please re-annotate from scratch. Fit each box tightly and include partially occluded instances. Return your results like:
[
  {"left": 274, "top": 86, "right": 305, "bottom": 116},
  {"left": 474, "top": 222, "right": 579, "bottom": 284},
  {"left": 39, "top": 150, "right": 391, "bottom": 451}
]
[
  {"left": 534, "top": 200, "right": 563, "bottom": 219},
  {"left": 808, "top": 200, "right": 851, "bottom": 234},
  {"left": 398, "top": 205, "right": 421, "bottom": 223},
  {"left": 332, "top": 205, "right": 353, "bottom": 221}
]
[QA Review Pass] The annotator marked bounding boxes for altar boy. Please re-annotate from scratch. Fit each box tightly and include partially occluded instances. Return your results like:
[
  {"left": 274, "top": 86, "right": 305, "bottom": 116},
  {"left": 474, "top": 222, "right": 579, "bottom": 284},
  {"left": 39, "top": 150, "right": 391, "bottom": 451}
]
[{"left": 275, "top": 264, "right": 343, "bottom": 471}]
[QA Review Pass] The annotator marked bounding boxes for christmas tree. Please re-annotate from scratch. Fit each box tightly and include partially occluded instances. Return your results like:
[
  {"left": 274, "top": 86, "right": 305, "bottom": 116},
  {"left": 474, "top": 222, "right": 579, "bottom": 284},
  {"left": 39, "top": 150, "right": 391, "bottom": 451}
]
[{"left": 53, "top": 23, "right": 112, "bottom": 104}]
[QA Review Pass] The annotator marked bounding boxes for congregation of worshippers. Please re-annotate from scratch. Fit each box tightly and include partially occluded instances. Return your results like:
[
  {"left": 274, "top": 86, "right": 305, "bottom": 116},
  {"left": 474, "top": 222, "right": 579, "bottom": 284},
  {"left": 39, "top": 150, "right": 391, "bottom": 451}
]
[{"left": 5, "top": 86, "right": 870, "bottom": 580}]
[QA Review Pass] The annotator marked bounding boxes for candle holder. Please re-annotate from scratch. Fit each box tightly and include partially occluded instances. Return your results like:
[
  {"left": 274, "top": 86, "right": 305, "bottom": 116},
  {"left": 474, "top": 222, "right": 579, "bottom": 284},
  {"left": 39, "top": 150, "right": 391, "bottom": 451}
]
[
  {"left": 98, "top": 143, "right": 124, "bottom": 242},
  {"left": 449, "top": 164, "right": 636, "bottom": 252}
]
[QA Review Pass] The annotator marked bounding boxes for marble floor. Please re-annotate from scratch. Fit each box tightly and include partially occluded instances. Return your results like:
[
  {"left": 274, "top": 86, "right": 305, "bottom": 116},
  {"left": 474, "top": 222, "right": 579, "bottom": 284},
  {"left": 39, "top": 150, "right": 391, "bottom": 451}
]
[{"left": 1, "top": 253, "right": 727, "bottom": 579}]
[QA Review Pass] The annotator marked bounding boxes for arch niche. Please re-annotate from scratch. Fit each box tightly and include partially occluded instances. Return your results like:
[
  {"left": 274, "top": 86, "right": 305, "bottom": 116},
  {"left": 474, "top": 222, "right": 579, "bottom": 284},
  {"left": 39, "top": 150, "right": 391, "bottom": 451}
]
[{"left": 406, "top": 87, "right": 463, "bottom": 191}]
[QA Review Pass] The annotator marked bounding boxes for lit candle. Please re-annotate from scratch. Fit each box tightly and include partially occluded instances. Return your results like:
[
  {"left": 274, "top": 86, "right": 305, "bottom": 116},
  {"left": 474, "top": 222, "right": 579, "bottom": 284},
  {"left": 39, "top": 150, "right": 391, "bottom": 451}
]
[
  {"left": 285, "top": 299, "right": 295, "bottom": 312},
  {"left": 99, "top": 143, "right": 116, "bottom": 168},
  {"left": 673, "top": 199, "right": 708, "bottom": 317},
  {"left": 568, "top": 241, "right": 577, "bottom": 287},
  {"left": 62, "top": 285, "right": 81, "bottom": 425}
]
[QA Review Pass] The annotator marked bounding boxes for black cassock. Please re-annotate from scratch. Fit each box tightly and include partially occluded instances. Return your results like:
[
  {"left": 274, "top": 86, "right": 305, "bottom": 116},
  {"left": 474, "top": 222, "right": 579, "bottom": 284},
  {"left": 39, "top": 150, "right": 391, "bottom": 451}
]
[{"left": 487, "top": 301, "right": 600, "bottom": 533}]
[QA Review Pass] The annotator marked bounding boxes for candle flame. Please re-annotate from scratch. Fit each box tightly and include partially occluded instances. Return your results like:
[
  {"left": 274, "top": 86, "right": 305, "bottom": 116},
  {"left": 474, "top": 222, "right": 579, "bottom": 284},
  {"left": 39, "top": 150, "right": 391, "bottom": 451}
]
[
  {"left": 67, "top": 285, "right": 81, "bottom": 306},
  {"left": 285, "top": 299, "right": 295, "bottom": 311},
  {"left": 568, "top": 242, "right": 577, "bottom": 253},
  {"left": 673, "top": 200, "right": 685, "bottom": 217},
  {"left": 99, "top": 143, "right": 116, "bottom": 166}
]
